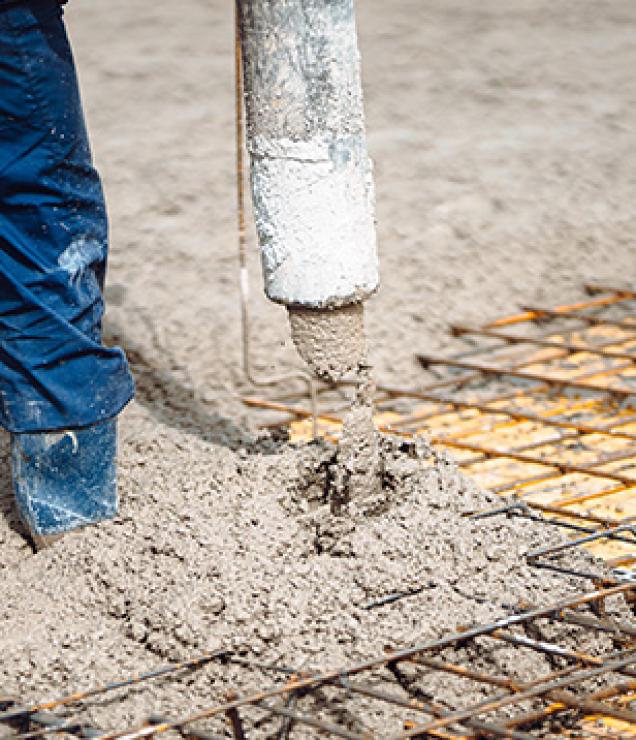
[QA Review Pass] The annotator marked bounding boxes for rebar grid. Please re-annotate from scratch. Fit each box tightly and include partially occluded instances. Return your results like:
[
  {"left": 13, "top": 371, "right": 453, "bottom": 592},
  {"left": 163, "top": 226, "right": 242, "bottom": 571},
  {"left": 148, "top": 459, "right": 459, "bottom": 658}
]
[
  {"left": 3, "top": 287, "right": 635, "bottom": 739},
  {"left": 243, "top": 284, "right": 636, "bottom": 574},
  {"left": 1, "top": 585, "right": 634, "bottom": 739},
  {"left": 234, "top": 284, "right": 636, "bottom": 736}
]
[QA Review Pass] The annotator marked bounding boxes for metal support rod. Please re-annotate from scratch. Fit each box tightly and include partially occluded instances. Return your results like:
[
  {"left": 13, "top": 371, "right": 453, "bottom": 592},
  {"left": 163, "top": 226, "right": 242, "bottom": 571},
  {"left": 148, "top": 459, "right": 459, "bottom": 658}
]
[
  {"left": 451, "top": 424, "right": 629, "bottom": 465},
  {"left": 383, "top": 390, "right": 636, "bottom": 441},
  {"left": 488, "top": 631, "right": 636, "bottom": 678},
  {"left": 394, "top": 654, "right": 636, "bottom": 738},
  {"left": 520, "top": 304, "right": 636, "bottom": 332},
  {"left": 255, "top": 700, "right": 365, "bottom": 740},
  {"left": 337, "top": 679, "right": 534, "bottom": 740},
  {"left": 417, "top": 354, "right": 636, "bottom": 398},
  {"left": 12, "top": 714, "right": 102, "bottom": 740},
  {"left": 584, "top": 283, "right": 636, "bottom": 299},
  {"left": 485, "top": 448, "right": 636, "bottom": 497},
  {"left": 473, "top": 504, "right": 636, "bottom": 546},
  {"left": 504, "top": 676, "right": 636, "bottom": 730},
  {"left": 543, "top": 689, "right": 636, "bottom": 726},
  {"left": 225, "top": 700, "right": 246, "bottom": 740},
  {"left": 451, "top": 324, "right": 636, "bottom": 363},
  {"left": 386, "top": 331, "right": 636, "bottom": 406},
  {"left": 406, "top": 655, "right": 520, "bottom": 691},
  {"left": 95, "top": 585, "right": 634, "bottom": 740},
  {"left": 0, "top": 650, "right": 230, "bottom": 724},
  {"left": 427, "top": 437, "right": 636, "bottom": 487},
  {"left": 388, "top": 317, "right": 636, "bottom": 399},
  {"left": 554, "top": 611, "right": 636, "bottom": 638},
  {"left": 486, "top": 292, "right": 632, "bottom": 329},
  {"left": 526, "top": 524, "right": 635, "bottom": 562},
  {"left": 147, "top": 715, "right": 225, "bottom": 740}
]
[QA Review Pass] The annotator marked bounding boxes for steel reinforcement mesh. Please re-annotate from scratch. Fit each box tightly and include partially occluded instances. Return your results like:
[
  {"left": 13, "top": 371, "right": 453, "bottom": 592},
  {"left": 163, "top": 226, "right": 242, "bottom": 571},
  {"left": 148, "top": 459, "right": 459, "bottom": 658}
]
[
  {"left": 246, "top": 283, "right": 636, "bottom": 581},
  {"left": 1, "top": 584, "right": 634, "bottom": 739},
  {"left": 1, "top": 284, "right": 634, "bottom": 739}
]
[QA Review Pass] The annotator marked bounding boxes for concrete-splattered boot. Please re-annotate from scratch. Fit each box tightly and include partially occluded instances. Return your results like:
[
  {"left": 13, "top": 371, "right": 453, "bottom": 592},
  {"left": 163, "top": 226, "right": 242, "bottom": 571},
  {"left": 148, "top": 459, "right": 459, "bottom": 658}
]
[{"left": 10, "top": 419, "right": 118, "bottom": 550}]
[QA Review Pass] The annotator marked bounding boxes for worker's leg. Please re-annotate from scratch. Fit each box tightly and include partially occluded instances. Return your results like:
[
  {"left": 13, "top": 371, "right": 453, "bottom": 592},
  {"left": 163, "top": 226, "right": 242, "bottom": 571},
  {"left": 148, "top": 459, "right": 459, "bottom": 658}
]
[{"left": 0, "top": 0, "right": 135, "bottom": 544}]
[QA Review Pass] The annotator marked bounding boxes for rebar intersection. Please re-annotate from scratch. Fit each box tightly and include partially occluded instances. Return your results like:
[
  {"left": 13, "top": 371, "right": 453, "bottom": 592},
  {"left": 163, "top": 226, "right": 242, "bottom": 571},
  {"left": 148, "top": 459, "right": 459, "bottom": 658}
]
[
  {"left": 2, "top": 285, "right": 635, "bottom": 739},
  {"left": 1, "top": 583, "right": 634, "bottom": 738}
]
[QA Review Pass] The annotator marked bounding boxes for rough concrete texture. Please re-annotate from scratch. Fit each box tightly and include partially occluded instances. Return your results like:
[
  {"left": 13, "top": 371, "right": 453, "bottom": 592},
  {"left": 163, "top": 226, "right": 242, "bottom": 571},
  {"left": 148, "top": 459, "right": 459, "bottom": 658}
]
[
  {"left": 0, "top": 0, "right": 634, "bottom": 734},
  {"left": 288, "top": 304, "right": 367, "bottom": 382},
  {"left": 0, "top": 416, "right": 630, "bottom": 735}
]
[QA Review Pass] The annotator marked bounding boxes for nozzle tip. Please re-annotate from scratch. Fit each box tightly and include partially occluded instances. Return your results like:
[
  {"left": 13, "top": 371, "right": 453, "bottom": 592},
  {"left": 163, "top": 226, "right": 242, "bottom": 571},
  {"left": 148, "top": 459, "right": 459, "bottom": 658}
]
[{"left": 288, "top": 304, "right": 367, "bottom": 383}]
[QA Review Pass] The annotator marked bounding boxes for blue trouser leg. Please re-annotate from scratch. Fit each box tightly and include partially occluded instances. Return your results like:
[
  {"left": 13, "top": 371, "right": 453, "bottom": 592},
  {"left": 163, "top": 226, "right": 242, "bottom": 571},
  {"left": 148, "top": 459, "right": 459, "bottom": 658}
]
[
  {"left": 0, "top": 0, "right": 135, "bottom": 538},
  {"left": 0, "top": 0, "right": 134, "bottom": 433}
]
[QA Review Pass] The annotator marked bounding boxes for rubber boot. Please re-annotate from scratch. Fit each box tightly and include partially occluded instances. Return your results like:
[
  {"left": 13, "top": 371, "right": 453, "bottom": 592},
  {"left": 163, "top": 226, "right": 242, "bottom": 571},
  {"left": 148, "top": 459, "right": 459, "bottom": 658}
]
[{"left": 10, "top": 419, "right": 118, "bottom": 550}]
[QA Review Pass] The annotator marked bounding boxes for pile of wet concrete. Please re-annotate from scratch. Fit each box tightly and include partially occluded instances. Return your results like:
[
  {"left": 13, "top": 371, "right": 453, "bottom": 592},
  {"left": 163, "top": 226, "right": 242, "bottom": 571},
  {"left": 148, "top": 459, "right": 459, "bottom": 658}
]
[{"left": 0, "top": 407, "right": 628, "bottom": 734}]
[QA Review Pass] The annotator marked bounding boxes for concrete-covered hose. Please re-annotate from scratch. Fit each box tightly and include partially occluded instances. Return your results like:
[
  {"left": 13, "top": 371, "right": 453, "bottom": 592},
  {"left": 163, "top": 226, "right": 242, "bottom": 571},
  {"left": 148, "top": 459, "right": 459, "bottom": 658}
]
[{"left": 237, "top": 0, "right": 379, "bottom": 381}]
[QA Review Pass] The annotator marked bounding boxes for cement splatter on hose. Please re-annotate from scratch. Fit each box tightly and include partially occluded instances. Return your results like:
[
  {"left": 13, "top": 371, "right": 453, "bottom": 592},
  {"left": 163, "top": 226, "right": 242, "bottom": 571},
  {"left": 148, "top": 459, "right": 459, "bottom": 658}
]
[{"left": 288, "top": 304, "right": 381, "bottom": 507}]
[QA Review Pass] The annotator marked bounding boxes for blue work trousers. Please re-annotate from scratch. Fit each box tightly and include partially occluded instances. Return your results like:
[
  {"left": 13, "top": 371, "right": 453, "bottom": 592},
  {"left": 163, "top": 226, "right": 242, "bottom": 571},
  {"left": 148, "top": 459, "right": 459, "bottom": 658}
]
[{"left": 0, "top": 0, "right": 134, "bottom": 433}]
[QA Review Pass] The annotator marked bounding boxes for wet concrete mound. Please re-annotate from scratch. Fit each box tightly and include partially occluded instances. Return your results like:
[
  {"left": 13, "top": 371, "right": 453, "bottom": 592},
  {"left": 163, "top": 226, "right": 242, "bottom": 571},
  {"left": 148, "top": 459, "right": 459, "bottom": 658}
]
[{"left": 0, "top": 411, "right": 629, "bottom": 733}]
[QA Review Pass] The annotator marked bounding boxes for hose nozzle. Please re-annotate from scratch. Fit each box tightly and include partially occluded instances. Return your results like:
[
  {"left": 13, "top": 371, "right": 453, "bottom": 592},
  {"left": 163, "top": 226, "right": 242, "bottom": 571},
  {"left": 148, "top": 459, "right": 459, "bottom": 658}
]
[{"left": 288, "top": 303, "right": 367, "bottom": 384}]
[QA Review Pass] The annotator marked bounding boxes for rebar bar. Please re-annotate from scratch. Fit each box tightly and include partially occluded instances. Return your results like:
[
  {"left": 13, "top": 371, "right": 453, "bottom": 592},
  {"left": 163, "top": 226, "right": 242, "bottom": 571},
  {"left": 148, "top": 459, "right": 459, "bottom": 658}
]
[
  {"left": 418, "top": 354, "right": 636, "bottom": 398},
  {"left": 584, "top": 283, "right": 636, "bottom": 300},
  {"left": 91, "top": 585, "right": 633, "bottom": 740},
  {"left": 395, "top": 654, "right": 636, "bottom": 738},
  {"left": 0, "top": 650, "right": 230, "bottom": 724},
  {"left": 487, "top": 292, "right": 632, "bottom": 329},
  {"left": 5, "top": 290, "right": 636, "bottom": 740},
  {"left": 450, "top": 324, "right": 636, "bottom": 363},
  {"left": 520, "top": 305, "right": 636, "bottom": 332}
]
